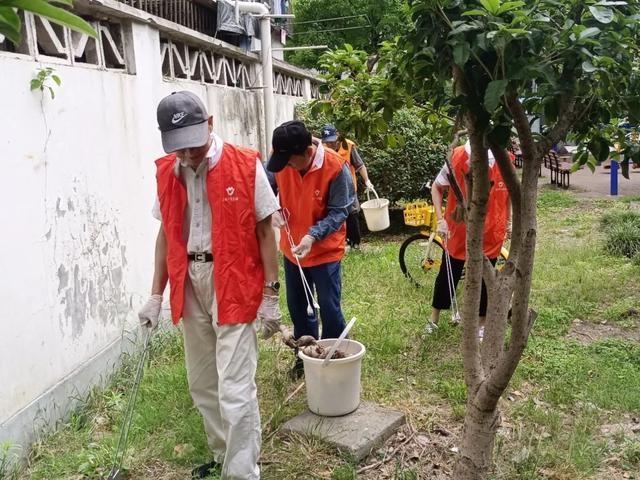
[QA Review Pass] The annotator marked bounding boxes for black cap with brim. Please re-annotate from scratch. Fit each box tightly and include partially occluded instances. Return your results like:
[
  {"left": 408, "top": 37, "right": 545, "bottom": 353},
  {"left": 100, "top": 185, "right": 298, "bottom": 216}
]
[
  {"left": 161, "top": 120, "right": 209, "bottom": 153},
  {"left": 268, "top": 120, "right": 312, "bottom": 172},
  {"left": 267, "top": 151, "right": 293, "bottom": 173}
]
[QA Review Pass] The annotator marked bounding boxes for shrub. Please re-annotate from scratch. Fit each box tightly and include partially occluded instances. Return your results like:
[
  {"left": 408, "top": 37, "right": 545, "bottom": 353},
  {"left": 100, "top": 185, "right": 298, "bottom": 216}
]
[
  {"left": 601, "top": 210, "right": 640, "bottom": 258},
  {"left": 294, "top": 105, "right": 447, "bottom": 204}
]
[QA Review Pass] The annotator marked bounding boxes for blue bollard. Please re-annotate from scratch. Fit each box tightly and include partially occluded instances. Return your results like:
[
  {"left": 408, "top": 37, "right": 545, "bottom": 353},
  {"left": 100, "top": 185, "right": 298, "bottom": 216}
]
[{"left": 611, "top": 160, "right": 619, "bottom": 196}]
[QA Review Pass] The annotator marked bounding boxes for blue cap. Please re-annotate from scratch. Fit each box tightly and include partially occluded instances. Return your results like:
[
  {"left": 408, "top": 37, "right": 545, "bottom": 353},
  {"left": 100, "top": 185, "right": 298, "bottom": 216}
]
[{"left": 321, "top": 124, "right": 338, "bottom": 142}]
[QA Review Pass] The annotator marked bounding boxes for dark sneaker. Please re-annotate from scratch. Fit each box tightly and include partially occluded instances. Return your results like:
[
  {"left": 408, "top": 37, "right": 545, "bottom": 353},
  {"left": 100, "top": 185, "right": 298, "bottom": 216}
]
[
  {"left": 192, "top": 460, "right": 222, "bottom": 479},
  {"left": 289, "top": 356, "right": 304, "bottom": 380}
]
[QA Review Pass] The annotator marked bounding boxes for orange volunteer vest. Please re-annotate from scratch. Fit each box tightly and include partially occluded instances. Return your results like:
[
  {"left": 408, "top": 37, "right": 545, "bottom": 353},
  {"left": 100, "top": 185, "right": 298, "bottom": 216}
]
[
  {"left": 337, "top": 139, "right": 358, "bottom": 191},
  {"left": 156, "top": 143, "right": 264, "bottom": 325},
  {"left": 445, "top": 146, "right": 510, "bottom": 260},
  {"left": 276, "top": 147, "right": 346, "bottom": 267}
]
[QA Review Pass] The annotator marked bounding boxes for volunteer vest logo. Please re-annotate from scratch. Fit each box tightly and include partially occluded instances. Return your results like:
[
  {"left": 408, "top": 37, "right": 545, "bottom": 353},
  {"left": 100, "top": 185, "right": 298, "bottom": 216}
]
[
  {"left": 224, "top": 185, "right": 239, "bottom": 202},
  {"left": 171, "top": 112, "right": 188, "bottom": 124},
  {"left": 314, "top": 189, "right": 323, "bottom": 201}
]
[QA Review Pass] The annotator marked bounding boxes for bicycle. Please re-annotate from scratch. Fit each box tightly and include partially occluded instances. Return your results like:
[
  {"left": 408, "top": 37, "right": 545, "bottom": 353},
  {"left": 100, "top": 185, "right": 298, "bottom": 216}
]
[{"left": 399, "top": 201, "right": 509, "bottom": 288}]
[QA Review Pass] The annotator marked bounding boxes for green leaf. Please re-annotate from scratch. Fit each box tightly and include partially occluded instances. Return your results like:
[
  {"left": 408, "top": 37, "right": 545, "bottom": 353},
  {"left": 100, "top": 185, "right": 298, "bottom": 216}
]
[
  {"left": 0, "top": 6, "right": 20, "bottom": 31},
  {"left": 626, "top": 98, "right": 640, "bottom": 124},
  {"left": 453, "top": 42, "right": 470, "bottom": 67},
  {"left": 51, "top": 74, "right": 61, "bottom": 86},
  {"left": 573, "top": 150, "right": 589, "bottom": 170},
  {"left": 462, "top": 9, "right": 488, "bottom": 17},
  {"left": 580, "top": 27, "right": 601, "bottom": 39},
  {"left": 582, "top": 60, "right": 597, "bottom": 73},
  {"left": 2, "top": 0, "right": 97, "bottom": 38},
  {"left": 30, "top": 78, "right": 41, "bottom": 91},
  {"left": 588, "top": 137, "right": 610, "bottom": 163},
  {"left": 589, "top": 6, "right": 614, "bottom": 24},
  {"left": 0, "top": 21, "right": 21, "bottom": 45},
  {"left": 497, "top": 1, "right": 526, "bottom": 15},
  {"left": 48, "top": 86, "right": 55, "bottom": 99},
  {"left": 479, "top": 0, "right": 500, "bottom": 15},
  {"left": 621, "top": 158, "right": 630, "bottom": 179},
  {"left": 386, "top": 134, "right": 398, "bottom": 148},
  {"left": 484, "top": 79, "right": 508, "bottom": 112}
]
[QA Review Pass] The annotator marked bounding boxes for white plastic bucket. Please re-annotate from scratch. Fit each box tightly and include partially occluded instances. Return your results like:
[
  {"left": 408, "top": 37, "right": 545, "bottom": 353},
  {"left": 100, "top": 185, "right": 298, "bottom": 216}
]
[
  {"left": 298, "top": 339, "right": 366, "bottom": 417},
  {"left": 361, "top": 188, "right": 390, "bottom": 231}
]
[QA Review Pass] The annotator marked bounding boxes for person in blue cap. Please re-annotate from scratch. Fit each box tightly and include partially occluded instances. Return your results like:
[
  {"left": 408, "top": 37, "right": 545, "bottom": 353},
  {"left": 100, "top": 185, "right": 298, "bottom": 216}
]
[{"left": 321, "top": 125, "right": 375, "bottom": 250}]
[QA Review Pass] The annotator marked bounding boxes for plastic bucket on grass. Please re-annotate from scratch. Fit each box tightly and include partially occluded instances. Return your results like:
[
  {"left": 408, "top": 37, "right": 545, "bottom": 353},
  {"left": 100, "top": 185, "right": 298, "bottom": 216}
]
[
  {"left": 361, "top": 188, "right": 390, "bottom": 231},
  {"left": 298, "top": 339, "right": 366, "bottom": 417}
]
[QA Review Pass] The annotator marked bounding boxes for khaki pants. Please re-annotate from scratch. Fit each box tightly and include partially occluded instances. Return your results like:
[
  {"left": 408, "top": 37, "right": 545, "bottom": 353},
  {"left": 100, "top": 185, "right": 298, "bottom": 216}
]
[{"left": 182, "top": 261, "right": 261, "bottom": 480}]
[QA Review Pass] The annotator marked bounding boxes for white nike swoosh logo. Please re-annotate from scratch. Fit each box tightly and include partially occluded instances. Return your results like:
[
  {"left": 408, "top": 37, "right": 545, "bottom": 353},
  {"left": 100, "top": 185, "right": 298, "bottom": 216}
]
[{"left": 172, "top": 112, "right": 188, "bottom": 124}]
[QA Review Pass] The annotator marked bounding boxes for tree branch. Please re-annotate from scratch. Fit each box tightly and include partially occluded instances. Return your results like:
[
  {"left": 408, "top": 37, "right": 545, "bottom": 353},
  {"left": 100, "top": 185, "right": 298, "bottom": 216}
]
[
  {"left": 461, "top": 124, "right": 490, "bottom": 393},
  {"left": 488, "top": 141, "right": 522, "bottom": 262},
  {"left": 445, "top": 125, "right": 468, "bottom": 212}
]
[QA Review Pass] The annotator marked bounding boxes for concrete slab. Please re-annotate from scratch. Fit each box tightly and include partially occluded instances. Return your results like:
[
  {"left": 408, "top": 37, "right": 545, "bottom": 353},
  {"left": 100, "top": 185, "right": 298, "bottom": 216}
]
[{"left": 280, "top": 403, "right": 405, "bottom": 461}]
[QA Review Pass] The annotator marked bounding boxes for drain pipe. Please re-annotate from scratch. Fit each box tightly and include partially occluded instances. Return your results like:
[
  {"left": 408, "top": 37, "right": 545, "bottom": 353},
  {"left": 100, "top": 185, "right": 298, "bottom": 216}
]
[{"left": 234, "top": 1, "right": 274, "bottom": 159}]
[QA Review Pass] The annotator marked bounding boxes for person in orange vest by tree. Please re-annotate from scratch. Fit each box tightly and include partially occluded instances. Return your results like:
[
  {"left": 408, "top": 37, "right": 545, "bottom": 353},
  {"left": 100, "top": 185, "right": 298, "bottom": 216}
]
[
  {"left": 266, "top": 121, "right": 355, "bottom": 379},
  {"left": 137, "top": 91, "right": 281, "bottom": 480},
  {"left": 428, "top": 140, "right": 512, "bottom": 340},
  {"left": 320, "top": 124, "right": 375, "bottom": 250}
]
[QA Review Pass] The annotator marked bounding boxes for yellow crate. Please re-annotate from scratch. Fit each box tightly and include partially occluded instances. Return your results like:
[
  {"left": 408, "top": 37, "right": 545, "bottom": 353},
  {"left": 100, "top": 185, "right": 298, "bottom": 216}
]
[{"left": 403, "top": 201, "right": 436, "bottom": 227}]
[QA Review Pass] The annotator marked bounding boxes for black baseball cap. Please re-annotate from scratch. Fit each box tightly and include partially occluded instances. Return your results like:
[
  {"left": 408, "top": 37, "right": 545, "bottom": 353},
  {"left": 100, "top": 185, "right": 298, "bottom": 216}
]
[
  {"left": 157, "top": 91, "right": 210, "bottom": 153},
  {"left": 267, "top": 120, "right": 312, "bottom": 172}
]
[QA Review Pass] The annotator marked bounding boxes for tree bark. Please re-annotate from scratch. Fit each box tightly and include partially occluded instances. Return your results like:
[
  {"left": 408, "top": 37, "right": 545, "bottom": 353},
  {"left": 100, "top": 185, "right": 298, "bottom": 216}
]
[{"left": 454, "top": 401, "right": 500, "bottom": 479}]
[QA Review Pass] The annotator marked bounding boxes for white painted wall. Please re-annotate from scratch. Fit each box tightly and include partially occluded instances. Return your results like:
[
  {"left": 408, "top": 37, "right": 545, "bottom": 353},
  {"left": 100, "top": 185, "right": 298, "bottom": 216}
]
[{"left": 0, "top": 15, "right": 310, "bottom": 457}]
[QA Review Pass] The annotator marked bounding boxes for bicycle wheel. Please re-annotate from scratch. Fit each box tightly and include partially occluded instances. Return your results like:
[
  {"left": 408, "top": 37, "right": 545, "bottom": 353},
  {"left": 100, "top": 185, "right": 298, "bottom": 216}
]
[{"left": 399, "top": 233, "right": 445, "bottom": 288}]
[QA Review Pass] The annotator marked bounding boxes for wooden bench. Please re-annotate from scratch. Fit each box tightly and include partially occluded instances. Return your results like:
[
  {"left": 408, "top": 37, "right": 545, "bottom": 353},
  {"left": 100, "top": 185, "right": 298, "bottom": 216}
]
[{"left": 547, "top": 152, "right": 573, "bottom": 188}]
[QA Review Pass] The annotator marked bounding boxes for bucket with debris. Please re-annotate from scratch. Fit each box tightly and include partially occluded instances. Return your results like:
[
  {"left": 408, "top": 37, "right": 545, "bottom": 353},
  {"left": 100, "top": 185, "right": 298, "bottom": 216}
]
[{"left": 298, "top": 339, "right": 366, "bottom": 416}]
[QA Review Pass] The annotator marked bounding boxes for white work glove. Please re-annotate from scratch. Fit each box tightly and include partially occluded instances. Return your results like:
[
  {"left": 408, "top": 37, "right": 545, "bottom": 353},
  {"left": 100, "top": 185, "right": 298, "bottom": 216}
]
[
  {"left": 292, "top": 235, "right": 315, "bottom": 259},
  {"left": 436, "top": 218, "right": 449, "bottom": 238},
  {"left": 365, "top": 180, "right": 375, "bottom": 191},
  {"left": 506, "top": 220, "right": 512, "bottom": 240},
  {"left": 257, "top": 294, "right": 281, "bottom": 340},
  {"left": 138, "top": 294, "right": 162, "bottom": 330}
]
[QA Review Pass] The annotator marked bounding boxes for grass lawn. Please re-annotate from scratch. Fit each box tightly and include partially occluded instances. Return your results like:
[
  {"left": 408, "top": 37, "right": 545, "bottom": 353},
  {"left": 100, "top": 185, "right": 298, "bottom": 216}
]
[{"left": 7, "top": 188, "right": 640, "bottom": 480}]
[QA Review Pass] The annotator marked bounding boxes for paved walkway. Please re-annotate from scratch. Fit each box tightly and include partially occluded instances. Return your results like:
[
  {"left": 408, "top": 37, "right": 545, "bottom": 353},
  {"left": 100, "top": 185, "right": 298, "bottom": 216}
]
[{"left": 539, "top": 163, "right": 640, "bottom": 198}]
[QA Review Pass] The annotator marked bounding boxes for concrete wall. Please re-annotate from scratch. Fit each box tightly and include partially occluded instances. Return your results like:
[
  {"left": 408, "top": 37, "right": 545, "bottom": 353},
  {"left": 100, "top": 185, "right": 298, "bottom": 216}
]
[{"left": 0, "top": 9, "right": 313, "bottom": 460}]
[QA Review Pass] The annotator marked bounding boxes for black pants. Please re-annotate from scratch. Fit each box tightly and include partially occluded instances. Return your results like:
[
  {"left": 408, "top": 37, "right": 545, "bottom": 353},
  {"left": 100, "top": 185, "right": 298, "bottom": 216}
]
[
  {"left": 346, "top": 211, "right": 361, "bottom": 247},
  {"left": 431, "top": 254, "right": 497, "bottom": 317}
]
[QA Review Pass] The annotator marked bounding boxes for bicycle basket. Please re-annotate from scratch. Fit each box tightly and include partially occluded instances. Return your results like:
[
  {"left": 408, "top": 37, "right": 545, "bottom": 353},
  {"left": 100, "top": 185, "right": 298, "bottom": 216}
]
[{"left": 403, "top": 201, "right": 435, "bottom": 227}]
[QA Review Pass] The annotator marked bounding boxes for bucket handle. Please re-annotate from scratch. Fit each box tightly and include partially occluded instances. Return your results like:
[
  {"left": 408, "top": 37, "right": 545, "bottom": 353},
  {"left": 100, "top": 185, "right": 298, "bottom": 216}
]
[{"left": 365, "top": 187, "right": 380, "bottom": 203}]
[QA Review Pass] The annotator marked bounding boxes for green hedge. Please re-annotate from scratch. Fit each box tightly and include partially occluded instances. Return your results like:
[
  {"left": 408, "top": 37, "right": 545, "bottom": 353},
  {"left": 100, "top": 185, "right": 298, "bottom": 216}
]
[{"left": 294, "top": 105, "right": 446, "bottom": 204}]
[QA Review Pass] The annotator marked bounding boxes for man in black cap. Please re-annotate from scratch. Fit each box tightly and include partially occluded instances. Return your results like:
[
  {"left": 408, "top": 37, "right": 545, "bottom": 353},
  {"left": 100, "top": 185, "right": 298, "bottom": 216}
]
[
  {"left": 267, "top": 121, "right": 354, "bottom": 379},
  {"left": 138, "top": 91, "right": 281, "bottom": 479}
]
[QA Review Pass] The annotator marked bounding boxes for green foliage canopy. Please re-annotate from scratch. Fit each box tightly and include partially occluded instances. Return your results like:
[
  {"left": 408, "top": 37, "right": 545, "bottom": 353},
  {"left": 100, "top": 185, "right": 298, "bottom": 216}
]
[
  {"left": 286, "top": 0, "right": 408, "bottom": 68},
  {"left": 0, "top": 0, "right": 96, "bottom": 46},
  {"left": 401, "top": 0, "right": 640, "bottom": 166}
]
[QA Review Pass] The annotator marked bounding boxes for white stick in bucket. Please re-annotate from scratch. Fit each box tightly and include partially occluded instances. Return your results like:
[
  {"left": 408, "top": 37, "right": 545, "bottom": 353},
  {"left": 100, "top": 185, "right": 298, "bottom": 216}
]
[
  {"left": 322, "top": 317, "right": 357, "bottom": 367},
  {"left": 280, "top": 208, "right": 320, "bottom": 316}
]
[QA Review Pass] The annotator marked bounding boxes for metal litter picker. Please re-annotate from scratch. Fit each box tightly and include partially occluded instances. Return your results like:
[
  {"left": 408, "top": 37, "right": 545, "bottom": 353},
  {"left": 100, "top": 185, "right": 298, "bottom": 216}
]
[{"left": 106, "top": 328, "right": 152, "bottom": 480}]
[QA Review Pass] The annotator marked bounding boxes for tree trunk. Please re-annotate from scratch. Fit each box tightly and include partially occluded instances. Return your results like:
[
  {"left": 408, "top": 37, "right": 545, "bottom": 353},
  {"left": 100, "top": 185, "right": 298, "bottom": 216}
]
[
  {"left": 452, "top": 94, "right": 544, "bottom": 478},
  {"left": 453, "top": 402, "right": 500, "bottom": 479}
]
